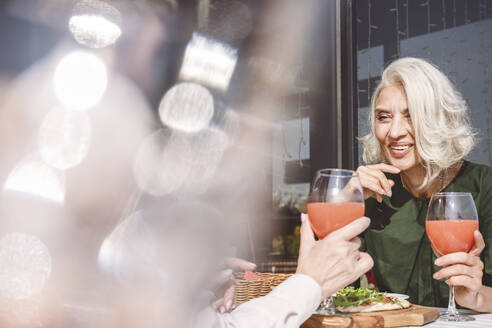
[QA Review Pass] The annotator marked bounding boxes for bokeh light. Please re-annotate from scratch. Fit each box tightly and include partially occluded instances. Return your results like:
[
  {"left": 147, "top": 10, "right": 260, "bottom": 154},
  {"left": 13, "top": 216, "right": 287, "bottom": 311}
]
[
  {"left": 158, "top": 83, "right": 214, "bottom": 133},
  {"left": 38, "top": 107, "right": 92, "bottom": 170},
  {"left": 179, "top": 33, "right": 238, "bottom": 91},
  {"left": 69, "top": 0, "right": 122, "bottom": 49},
  {"left": 0, "top": 233, "right": 51, "bottom": 300},
  {"left": 53, "top": 50, "right": 108, "bottom": 111},
  {"left": 133, "top": 129, "right": 192, "bottom": 196},
  {"left": 178, "top": 127, "right": 230, "bottom": 197},
  {"left": 98, "top": 201, "right": 228, "bottom": 290},
  {"left": 133, "top": 126, "right": 232, "bottom": 197},
  {"left": 4, "top": 159, "right": 66, "bottom": 204},
  {"left": 0, "top": 298, "right": 43, "bottom": 327}
]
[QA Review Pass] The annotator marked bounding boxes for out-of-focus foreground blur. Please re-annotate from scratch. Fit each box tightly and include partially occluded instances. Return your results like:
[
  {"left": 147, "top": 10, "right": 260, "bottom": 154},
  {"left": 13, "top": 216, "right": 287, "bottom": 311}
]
[
  {"left": 0, "top": 0, "right": 334, "bottom": 326},
  {"left": 0, "top": 0, "right": 491, "bottom": 327}
]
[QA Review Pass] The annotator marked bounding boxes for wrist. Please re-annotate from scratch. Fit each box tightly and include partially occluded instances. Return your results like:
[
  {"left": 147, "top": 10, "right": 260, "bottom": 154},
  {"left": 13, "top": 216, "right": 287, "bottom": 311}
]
[{"left": 475, "top": 286, "right": 492, "bottom": 313}]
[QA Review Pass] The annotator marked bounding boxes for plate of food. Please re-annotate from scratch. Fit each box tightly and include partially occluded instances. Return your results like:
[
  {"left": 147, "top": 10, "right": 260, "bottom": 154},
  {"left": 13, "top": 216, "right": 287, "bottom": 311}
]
[
  {"left": 385, "top": 293, "right": 409, "bottom": 300},
  {"left": 332, "top": 287, "right": 411, "bottom": 313}
]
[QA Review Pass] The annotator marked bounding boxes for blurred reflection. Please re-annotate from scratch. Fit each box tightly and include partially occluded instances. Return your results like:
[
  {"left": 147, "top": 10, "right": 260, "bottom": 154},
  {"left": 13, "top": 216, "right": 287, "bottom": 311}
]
[
  {"left": 133, "top": 126, "right": 231, "bottom": 198},
  {"left": 133, "top": 129, "right": 192, "bottom": 197},
  {"left": 247, "top": 57, "right": 303, "bottom": 93},
  {"left": 4, "top": 157, "right": 66, "bottom": 204},
  {"left": 53, "top": 50, "right": 108, "bottom": 111},
  {"left": 98, "top": 211, "right": 146, "bottom": 280},
  {"left": 38, "top": 107, "right": 92, "bottom": 170},
  {"left": 0, "top": 192, "right": 74, "bottom": 327},
  {"left": 69, "top": 0, "right": 122, "bottom": 49},
  {"left": 0, "top": 297, "right": 44, "bottom": 327},
  {"left": 97, "top": 201, "right": 228, "bottom": 282},
  {"left": 198, "top": 0, "right": 253, "bottom": 45},
  {"left": 96, "top": 201, "right": 229, "bottom": 326},
  {"left": 0, "top": 0, "right": 329, "bottom": 326},
  {"left": 178, "top": 127, "right": 230, "bottom": 197},
  {"left": 0, "top": 31, "right": 156, "bottom": 322},
  {"left": 0, "top": 233, "right": 51, "bottom": 300},
  {"left": 221, "top": 109, "right": 241, "bottom": 146},
  {"left": 179, "top": 33, "right": 237, "bottom": 91},
  {"left": 158, "top": 82, "right": 214, "bottom": 133}
]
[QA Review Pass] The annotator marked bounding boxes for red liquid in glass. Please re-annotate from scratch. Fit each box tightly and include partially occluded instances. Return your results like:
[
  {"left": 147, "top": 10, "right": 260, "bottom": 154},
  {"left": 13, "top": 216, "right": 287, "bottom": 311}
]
[
  {"left": 307, "top": 202, "right": 365, "bottom": 239},
  {"left": 426, "top": 220, "right": 478, "bottom": 255}
]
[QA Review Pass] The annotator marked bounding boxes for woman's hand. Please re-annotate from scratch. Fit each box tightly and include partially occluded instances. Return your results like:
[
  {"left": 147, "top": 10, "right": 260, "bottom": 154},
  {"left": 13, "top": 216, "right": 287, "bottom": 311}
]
[
  {"left": 433, "top": 231, "right": 486, "bottom": 311},
  {"left": 296, "top": 214, "right": 374, "bottom": 299},
  {"left": 356, "top": 164, "right": 400, "bottom": 202}
]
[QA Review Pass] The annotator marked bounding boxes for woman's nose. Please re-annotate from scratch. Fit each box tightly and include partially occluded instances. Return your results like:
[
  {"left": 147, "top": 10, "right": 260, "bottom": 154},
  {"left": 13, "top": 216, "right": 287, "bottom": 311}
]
[{"left": 389, "top": 116, "right": 408, "bottom": 139}]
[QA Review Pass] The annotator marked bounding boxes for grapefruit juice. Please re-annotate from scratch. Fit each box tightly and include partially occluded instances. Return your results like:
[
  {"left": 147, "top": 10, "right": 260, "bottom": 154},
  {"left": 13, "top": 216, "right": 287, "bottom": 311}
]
[
  {"left": 307, "top": 202, "right": 365, "bottom": 239},
  {"left": 426, "top": 220, "right": 478, "bottom": 255}
]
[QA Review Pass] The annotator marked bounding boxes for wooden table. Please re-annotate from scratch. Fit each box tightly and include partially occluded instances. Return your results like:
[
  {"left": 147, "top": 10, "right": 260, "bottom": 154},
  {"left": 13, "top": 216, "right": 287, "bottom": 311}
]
[{"left": 303, "top": 306, "right": 492, "bottom": 327}]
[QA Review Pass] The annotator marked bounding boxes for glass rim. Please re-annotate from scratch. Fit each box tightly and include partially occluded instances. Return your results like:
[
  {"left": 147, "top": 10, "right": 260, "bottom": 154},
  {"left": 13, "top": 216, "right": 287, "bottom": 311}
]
[
  {"left": 316, "top": 168, "right": 359, "bottom": 177},
  {"left": 431, "top": 192, "right": 472, "bottom": 197}
]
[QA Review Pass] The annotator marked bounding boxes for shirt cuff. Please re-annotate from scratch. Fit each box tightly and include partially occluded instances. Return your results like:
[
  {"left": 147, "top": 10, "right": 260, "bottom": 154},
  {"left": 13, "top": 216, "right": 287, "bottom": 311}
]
[{"left": 269, "top": 274, "right": 322, "bottom": 320}]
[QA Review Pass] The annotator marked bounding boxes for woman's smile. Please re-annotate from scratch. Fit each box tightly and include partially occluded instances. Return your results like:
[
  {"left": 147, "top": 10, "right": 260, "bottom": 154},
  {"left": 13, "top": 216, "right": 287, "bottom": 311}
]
[{"left": 388, "top": 142, "right": 413, "bottom": 158}]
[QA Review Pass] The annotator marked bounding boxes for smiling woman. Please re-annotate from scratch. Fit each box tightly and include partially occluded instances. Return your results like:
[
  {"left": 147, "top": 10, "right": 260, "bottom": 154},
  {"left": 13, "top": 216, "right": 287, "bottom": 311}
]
[
  {"left": 374, "top": 85, "right": 416, "bottom": 171},
  {"left": 361, "top": 57, "right": 475, "bottom": 195},
  {"left": 357, "top": 57, "right": 492, "bottom": 313}
]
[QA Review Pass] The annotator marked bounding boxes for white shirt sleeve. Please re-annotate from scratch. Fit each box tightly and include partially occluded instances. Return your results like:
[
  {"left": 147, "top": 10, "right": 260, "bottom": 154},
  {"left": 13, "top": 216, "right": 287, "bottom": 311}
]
[{"left": 193, "top": 274, "right": 322, "bottom": 328}]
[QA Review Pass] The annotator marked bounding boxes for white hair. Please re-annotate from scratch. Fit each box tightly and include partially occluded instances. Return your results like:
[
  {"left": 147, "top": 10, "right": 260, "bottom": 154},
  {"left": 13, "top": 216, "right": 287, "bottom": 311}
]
[{"left": 360, "top": 57, "right": 476, "bottom": 190}]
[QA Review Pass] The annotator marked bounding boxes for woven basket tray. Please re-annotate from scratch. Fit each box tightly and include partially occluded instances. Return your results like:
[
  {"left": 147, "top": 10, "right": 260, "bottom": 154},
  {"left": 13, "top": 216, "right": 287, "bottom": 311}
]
[{"left": 233, "top": 272, "right": 292, "bottom": 307}]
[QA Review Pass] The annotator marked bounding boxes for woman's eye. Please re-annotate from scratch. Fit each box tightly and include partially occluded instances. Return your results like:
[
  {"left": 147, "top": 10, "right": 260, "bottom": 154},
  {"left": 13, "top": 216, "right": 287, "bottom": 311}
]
[{"left": 376, "top": 114, "right": 390, "bottom": 121}]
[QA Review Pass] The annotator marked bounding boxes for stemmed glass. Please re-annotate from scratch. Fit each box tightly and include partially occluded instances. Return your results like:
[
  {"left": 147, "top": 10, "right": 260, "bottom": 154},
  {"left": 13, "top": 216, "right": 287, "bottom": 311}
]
[
  {"left": 425, "top": 192, "right": 479, "bottom": 322},
  {"left": 307, "top": 169, "right": 365, "bottom": 315}
]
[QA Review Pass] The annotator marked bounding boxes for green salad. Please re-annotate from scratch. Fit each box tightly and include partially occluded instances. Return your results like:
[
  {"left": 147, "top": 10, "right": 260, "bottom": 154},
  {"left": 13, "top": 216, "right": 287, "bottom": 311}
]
[{"left": 332, "top": 286, "right": 400, "bottom": 308}]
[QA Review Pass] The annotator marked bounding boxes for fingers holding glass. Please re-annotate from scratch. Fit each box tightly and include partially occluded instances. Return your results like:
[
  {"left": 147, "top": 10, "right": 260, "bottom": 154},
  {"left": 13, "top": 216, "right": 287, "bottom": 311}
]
[{"left": 426, "top": 192, "right": 479, "bottom": 321}]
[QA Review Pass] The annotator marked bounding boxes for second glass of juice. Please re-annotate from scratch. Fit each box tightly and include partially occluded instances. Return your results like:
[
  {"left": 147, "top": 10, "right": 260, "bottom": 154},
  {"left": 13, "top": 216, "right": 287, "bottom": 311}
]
[
  {"left": 425, "top": 192, "right": 479, "bottom": 322},
  {"left": 307, "top": 169, "right": 365, "bottom": 239},
  {"left": 307, "top": 168, "right": 365, "bottom": 314}
]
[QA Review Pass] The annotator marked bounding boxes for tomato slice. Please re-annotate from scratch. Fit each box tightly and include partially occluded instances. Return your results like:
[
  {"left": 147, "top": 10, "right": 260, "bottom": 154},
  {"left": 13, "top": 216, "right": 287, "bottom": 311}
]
[{"left": 244, "top": 270, "right": 261, "bottom": 280}]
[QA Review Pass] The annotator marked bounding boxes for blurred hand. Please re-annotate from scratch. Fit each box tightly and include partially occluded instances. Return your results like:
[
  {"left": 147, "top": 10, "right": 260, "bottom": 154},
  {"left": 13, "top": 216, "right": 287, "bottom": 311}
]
[
  {"left": 296, "top": 214, "right": 374, "bottom": 299},
  {"left": 433, "top": 230, "right": 486, "bottom": 311},
  {"left": 356, "top": 164, "right": 400, "bottom": 202},
  {"left": 211, "top": 257, "right": 256, "bottom": 313}
]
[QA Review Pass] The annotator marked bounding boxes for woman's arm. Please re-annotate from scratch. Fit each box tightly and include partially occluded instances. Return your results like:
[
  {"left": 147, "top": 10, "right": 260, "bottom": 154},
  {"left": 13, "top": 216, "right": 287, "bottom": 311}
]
[
  {"left": 194, "top": 216, "right": 374, "bottom": 327},
  {"left": 193, "top": 274, "right": 322, "bottom": 328},
  {"left": 471, "top": 286, "right": 492, "bottom": 313}
]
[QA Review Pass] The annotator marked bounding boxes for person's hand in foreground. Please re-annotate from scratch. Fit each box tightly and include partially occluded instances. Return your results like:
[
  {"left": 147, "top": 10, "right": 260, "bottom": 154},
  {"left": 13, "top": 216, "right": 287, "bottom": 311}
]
[
  {"left": 211, "top": 257, "right": 256, "bottom": 313},
  {"left": 296, "top": 214, "right": 374, "bottom": 299},
  {"left": 433, "top": 230, "right": 492, "bottom": 312}
]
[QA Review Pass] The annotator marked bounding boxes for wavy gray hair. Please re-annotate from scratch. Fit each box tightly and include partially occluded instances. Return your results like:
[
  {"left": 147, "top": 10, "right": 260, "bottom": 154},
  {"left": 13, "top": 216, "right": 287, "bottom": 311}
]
[{"left": 360, "top": 57, "right": 476, "bottom": 190}]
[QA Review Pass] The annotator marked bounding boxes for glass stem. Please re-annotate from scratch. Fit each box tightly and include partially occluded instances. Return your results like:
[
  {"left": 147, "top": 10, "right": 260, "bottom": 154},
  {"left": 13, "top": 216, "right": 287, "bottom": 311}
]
[
  {"left": 447, "top": 285, "right": 458, "bottom": 316},
  {"left": 325, "top": 296, "right": 336, "bottom": 315},
  {"left": 318, "top": 296, "right": 336, "bottom": 315}
]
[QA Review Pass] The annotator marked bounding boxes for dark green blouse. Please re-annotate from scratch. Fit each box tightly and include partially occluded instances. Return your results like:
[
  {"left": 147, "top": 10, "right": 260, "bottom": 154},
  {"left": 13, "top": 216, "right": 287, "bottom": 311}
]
[{"left": 363, "top": 161, "right": 492, "bottom": 307}]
